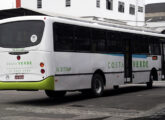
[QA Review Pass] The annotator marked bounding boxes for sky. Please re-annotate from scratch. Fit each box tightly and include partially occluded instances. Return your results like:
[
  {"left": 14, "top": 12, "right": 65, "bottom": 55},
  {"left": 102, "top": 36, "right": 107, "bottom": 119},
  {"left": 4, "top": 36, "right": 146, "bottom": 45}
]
[{"left": 145, "top": 0, "right": 165, "bottom": 4}]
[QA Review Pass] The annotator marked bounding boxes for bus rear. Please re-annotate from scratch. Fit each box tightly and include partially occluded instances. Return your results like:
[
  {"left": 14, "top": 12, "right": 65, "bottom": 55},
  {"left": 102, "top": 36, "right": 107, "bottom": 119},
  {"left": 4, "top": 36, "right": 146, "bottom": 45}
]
[{"left": 0, "top": 17, "right": 54, "bottom": 91}]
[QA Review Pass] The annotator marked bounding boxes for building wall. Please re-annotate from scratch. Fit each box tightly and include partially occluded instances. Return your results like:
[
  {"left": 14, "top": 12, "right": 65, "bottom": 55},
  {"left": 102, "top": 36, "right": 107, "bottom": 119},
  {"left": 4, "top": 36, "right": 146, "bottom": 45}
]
[
  {"left": 21, "top": 0, "right": 145, "bottom": 26},
  {"left": 0, "top": 0, "right": 16, "bottom": 10},
  {"left": 145, "top": 2, "right": 165, "bottom": 33},
  {"left": 0, "top": 0, "right": 145, "bottom": 26}
]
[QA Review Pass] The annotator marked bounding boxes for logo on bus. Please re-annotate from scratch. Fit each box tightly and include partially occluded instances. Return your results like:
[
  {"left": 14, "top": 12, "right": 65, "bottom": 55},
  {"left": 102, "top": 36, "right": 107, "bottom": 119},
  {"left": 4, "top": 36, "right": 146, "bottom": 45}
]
[{"left": 108, "top": 60, "right": 148, "bottom": 69}]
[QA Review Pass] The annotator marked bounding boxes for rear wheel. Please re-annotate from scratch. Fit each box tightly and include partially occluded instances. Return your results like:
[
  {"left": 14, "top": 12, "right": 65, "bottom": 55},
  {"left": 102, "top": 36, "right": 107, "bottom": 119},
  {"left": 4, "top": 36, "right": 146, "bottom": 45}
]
[
  {"left": 45, "top": 90, "right": 66, "bottom": 98},
  {"left": 91, "top": 74, "right": 104, "bottom": 97}
]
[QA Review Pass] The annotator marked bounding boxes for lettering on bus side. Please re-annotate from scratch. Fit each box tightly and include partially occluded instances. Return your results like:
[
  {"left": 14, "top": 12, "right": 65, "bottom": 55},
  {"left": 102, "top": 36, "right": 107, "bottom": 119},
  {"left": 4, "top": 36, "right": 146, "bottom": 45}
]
[
  {"left": 132, "top": 61, "right": 148, "bottom": 68},
  {"left": 108, "top": 61, "right": 124, "bottom": 69},
  {"left": 56, "top": 67, "right": 72, "bottom": 73},
  {"left": 108, "top": 60, "right": 148, "bottom": 69}
]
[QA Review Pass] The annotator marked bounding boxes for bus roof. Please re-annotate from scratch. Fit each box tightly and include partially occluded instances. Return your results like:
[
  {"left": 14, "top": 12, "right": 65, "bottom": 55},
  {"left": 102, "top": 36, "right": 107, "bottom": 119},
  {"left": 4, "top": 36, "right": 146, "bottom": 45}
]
[
  {"left": 1, "top": 14, "right": 165, "bottom": 39},
  {"left": 50, "top": 15, "right": 165, "bottom": 39}
]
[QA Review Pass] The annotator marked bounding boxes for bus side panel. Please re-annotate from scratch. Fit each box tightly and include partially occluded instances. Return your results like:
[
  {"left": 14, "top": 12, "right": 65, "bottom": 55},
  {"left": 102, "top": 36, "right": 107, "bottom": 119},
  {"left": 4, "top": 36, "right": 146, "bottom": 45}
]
[
  {"left": 105, "top": 73, "right": 125, "bottom": 89},
  {"left": 55, "top": 75, "right": 92, "bottom": 91},
  {"left": 54, "top": 52, "right": 93, "bottom": 90},
  {"left": 104, "top": 54, "right": 125, "bottom": 89},
  {"left": 133, "top": 56, "right": 161, "bottom": 83},
  {"left": 133, "top": 72, "right": 150, "bottom": 84},
  {"left": 54, "top": 52, "right": 125, "bottom": 91}
]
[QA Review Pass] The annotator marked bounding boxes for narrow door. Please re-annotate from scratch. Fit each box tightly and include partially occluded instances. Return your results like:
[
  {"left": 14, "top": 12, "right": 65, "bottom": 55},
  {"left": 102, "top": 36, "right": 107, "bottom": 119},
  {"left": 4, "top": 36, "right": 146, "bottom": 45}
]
[
  {"left": 124, "top": 39, "right": 132, "bottom": 83},
  {"left": 161, "top": 42, "right": 165, "bottom": 80}
]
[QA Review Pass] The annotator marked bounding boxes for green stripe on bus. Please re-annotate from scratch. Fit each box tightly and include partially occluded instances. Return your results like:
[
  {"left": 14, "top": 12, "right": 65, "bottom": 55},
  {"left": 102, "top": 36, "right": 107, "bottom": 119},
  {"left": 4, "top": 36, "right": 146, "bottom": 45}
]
[{"left": 0, "top": 76, "right": 54, "bottom": 90}]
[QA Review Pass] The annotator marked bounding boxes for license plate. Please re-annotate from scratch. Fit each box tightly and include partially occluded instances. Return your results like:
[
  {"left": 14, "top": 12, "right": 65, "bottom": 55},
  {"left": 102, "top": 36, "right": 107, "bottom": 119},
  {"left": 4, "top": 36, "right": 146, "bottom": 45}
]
[{"left": 15, "top": 75, "right": 24, "bottom": 79}]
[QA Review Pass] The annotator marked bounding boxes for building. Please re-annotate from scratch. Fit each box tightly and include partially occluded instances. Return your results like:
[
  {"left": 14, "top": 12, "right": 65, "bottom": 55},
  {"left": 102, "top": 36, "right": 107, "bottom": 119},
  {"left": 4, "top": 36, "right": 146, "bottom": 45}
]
[
  {"left": 145, "top": 1, "right": 165, "bottom": 33},
  {"left": 0, "top": 0, "right": 145, "bottom": 26},
  {"left": 21, "top": 0, "right": 145, "bottom": 26},
  {"left": 0, "top": 0, "right": 21, "bottom": 10}
]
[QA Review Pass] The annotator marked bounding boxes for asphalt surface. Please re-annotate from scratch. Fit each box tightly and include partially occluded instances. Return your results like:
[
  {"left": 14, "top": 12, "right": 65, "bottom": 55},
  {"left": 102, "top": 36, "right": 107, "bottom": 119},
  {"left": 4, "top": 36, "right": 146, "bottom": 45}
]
[{"left": 1, "top": 82, "right": 165, "bottom": 120}]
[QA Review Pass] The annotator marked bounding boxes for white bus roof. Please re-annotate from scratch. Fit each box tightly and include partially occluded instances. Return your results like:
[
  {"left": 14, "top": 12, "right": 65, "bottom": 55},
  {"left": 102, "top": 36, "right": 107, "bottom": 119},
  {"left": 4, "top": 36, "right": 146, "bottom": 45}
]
[{"left": 0, "top": 10, "right": 165, "bottom": 39}]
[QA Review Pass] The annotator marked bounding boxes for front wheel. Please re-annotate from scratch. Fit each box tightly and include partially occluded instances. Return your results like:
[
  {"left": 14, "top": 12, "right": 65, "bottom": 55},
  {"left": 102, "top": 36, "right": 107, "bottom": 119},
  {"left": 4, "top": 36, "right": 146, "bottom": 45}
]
[
  {"left": 91, "top": 74, "right": 104, "bottom": 97},
  {"left": 45, "top": 90, "right": 66, "bottom": 98}
]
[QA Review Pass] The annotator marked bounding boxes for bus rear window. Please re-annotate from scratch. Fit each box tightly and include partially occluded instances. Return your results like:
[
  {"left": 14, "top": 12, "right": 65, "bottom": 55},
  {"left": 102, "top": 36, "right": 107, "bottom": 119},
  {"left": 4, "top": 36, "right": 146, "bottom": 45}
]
[{"left": 0, "top": 20, "right": 45, "bottom": 48}]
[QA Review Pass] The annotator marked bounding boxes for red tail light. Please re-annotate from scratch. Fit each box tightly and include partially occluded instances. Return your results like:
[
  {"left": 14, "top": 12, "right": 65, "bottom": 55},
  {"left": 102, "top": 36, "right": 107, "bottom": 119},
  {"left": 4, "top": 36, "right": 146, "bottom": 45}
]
[
  {"left": 17, "top": 56, "right": 21, "bottom": 60},
  {"left": 152, "top": 56, "right": 157, "bottom": 60},
  {"left": 40, "top": 62, "right": 44, "bottom": 67},
  {"left": 41, "top": 69, "right": 45, "bottom": 74}
]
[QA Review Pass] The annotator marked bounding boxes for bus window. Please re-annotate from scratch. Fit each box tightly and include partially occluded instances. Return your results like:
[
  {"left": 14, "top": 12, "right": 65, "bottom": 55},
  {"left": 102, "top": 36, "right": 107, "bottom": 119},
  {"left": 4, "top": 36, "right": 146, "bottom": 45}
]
[
  {"left": 53, "top": 23, "right": 74, "bottom": 51},
  {"left": 75, "top": 26, "right": 91, "bottom": 52},
  {"left": 150, "top": 38, "right": 161, "bottom": 55},
  {"left": 92, "top": 29, "right": 106, "bottom": 52},
  {"left": 0, "top": 20, "right": 44, "bottom": 48},
  {"left": 107, "top": 31, "right": 124, "bottom": 53},
  {"left": 132, "top": 35, "right": 149, "bottom": 54}
]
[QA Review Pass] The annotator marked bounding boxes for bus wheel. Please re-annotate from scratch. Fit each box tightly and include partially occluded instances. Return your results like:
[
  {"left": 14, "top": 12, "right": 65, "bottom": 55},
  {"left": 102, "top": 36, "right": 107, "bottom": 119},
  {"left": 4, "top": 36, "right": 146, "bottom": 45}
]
[
  {"left": 147, "top": 74, "right": 153, "bottom": 89},
  {"left": 91, "top": 74, "right": 104, "bottom": 97},
  {"left": 45, "top": 90, "right": 66, "bottom": 98}
]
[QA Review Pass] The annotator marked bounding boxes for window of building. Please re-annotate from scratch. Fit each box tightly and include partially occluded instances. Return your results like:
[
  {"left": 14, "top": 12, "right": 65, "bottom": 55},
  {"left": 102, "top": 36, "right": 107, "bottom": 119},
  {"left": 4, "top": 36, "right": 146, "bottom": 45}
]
[
  {"left": 129, "top": 4, "right": 135, "bottom": 15},
  {"left": 66, "top": 0, "right": 71, "bottom": 7},
  {"left": 138, "top": 6, "right": 143, "bottom": 12},
  {"left": 106, "top": 0, "right": 113, "bottom": 10},
  {"left": 37, "top": 0, "right": 42, "bottom": 9},
  {"left": 118, "top": 1, "right": 124, "bottom": 13},
  {"left": 96, "top": 0, "right": 100, "bottom": 8}
]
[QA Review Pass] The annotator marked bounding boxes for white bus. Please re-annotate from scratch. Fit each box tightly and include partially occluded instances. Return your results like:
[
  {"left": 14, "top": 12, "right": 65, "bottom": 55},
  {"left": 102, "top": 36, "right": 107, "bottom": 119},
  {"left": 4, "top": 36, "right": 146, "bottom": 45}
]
[{"left": 0, "top": 16, "right": 165, "bottom": 98}]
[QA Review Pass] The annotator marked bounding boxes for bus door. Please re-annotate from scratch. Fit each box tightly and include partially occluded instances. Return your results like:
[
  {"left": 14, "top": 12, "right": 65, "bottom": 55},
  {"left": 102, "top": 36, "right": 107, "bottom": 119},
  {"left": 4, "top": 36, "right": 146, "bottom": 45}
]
[
  {"left": 161, "top": 42, "right": 165, "bottom": 80},
  {"left": 124, "top": 39, "right": 132, "bottom": 83}
]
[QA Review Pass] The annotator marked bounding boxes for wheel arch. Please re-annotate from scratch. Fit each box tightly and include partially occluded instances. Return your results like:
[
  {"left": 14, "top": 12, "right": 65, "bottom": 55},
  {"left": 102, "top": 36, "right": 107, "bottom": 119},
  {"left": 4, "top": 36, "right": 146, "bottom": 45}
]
[
  {"left": 161, "top": 30, "right": 165, "bottom": 34},
  {"left": 150, "top": 68, "right": 158, "bottom": 81}
]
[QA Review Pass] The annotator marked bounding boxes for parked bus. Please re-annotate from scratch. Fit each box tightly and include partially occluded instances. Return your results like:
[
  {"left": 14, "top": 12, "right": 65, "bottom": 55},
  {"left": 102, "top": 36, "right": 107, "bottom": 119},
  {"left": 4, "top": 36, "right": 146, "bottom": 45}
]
[{"left": 0, "top": 16, "right": 165, "bottom": 98}]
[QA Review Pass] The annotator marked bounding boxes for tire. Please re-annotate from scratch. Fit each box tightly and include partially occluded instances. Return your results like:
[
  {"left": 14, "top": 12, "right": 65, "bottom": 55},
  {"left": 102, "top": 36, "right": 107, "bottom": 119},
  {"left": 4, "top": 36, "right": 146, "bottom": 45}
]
[
  {"left": 147, "top": 74, "right": 153, "bottom": 89},
  {"left": 45, "top": 90, "right": 66, "bottom": 98},
  {"left": 91, "top": 74, "right": 104, "bottom": 97}
]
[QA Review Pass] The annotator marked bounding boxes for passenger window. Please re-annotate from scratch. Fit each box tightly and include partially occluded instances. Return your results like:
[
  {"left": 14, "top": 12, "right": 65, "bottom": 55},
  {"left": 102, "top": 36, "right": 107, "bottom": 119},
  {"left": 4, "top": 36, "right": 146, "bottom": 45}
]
[
  {"left": 53, "top": 23, "right": 74, "bottom": 51},
  {"left": 150, "top": 38, "right": 161, "bottom": 55},
  {"left": 75, "top": 26, "right": 91, "bottom": 52},
  {"left": 132, "top": 35, "right": 149, "bottom": 54},
  {"left": 107, "top": 31, "right": 124, "bottom": 53},
  {"left": 92, "top": 29, "right": 106, "bottom": 52}
]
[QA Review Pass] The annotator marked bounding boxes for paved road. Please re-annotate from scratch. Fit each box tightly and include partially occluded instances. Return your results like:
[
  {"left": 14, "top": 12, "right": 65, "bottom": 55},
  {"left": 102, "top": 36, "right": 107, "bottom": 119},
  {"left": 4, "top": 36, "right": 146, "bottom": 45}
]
[{"left": 1, "top": 82, "right": 165, "bottom": 120}]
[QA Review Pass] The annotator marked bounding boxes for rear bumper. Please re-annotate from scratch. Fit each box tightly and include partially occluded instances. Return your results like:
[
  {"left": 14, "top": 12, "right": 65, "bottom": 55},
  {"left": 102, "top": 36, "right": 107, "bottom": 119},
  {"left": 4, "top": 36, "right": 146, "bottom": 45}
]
[{"left": 0, "top": 76, "right": 54, "bottom": 90}]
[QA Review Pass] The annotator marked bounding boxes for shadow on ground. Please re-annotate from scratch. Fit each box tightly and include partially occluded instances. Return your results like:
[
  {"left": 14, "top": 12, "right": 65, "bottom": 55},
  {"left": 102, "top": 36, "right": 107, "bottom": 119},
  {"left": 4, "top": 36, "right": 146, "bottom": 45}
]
[{"left": 8, "top": 85, "right": 163, "bottom": 107}]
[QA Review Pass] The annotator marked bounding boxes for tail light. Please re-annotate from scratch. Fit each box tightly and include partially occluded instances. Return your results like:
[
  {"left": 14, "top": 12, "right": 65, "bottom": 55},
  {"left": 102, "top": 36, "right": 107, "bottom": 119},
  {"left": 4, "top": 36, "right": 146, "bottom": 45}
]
[
  {"left": 152, "top": 56, "right": 158, "bottom": 60},
  {"left": 41, "top": 69, "right": 45, "bottom": 74},
  {"left": 40, "top": 62, "right": 44, "bottom": 67},
  {"left": 17, "top": 56, "right": 21, "bottom": 60},
  {"left": 40, "top": 62, "right": 45, "bottom": 74}
]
